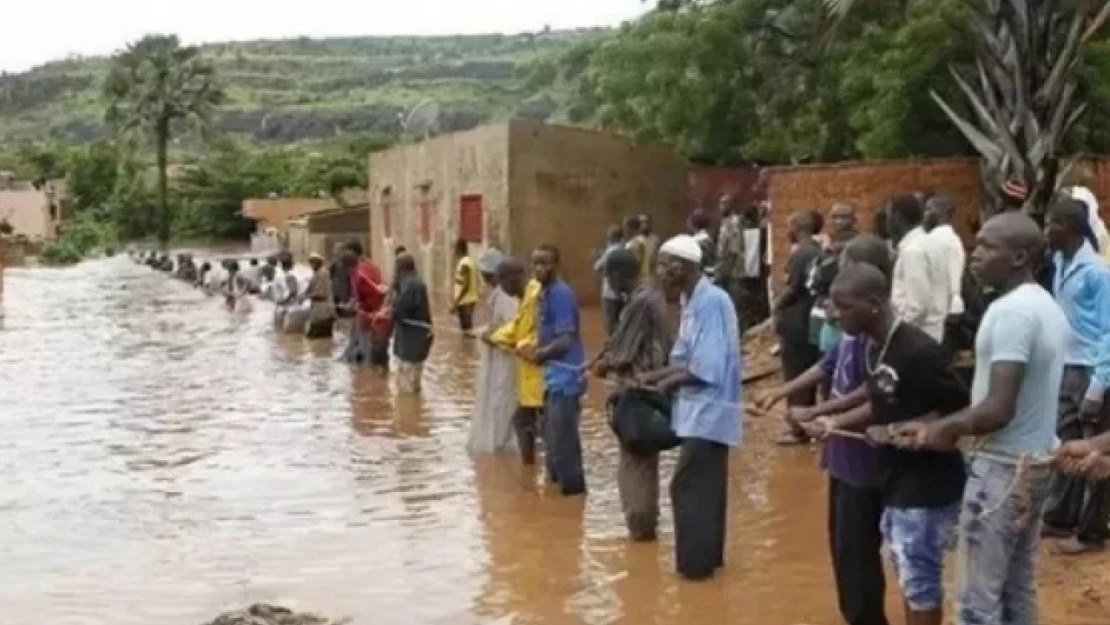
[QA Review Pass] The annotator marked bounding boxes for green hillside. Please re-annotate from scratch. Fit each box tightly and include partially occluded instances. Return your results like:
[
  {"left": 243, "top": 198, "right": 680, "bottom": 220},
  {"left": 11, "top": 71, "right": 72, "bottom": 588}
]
[{"left": 0, "top": 29, "right": 607, "bottom": 145}]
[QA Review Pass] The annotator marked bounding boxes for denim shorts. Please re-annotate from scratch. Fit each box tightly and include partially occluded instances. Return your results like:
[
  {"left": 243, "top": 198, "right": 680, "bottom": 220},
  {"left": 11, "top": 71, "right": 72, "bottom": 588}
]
[{"left": 881, "top": 503, "right": 960, "bottom": 611}]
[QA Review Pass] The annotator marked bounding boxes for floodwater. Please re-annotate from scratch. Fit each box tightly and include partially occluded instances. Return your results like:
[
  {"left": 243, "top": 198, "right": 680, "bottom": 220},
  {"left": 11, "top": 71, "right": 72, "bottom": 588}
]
[{"left": 0, "top": 258, "right": 1106, "bottom": 625}]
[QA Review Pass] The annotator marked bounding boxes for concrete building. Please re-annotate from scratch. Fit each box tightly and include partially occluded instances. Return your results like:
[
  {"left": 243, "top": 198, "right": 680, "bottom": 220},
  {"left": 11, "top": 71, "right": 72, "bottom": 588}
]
[
  {"left": 368, "top": 121, "right": 687, "bottom": 304},
  {"left": 0, "top": 177, "right": 65, "bottom": 241},
  {"left": 286, "top": 205, "right": 370, "bottom": 263}
]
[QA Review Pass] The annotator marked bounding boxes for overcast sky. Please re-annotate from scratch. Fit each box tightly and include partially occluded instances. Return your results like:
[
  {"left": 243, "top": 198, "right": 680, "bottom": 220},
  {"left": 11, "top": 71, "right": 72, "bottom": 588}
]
[{"left": 0, "top": 0, "right": 649, "bottom": 72}]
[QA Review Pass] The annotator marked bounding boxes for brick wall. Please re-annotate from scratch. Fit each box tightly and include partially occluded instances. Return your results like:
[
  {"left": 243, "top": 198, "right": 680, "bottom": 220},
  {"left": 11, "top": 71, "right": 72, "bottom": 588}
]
[
  {"left": 766, "top": 157, "right": 982, "bottom": 281},
  {"left": 686, "top": 164, "right": 764, "bottom": 218}
]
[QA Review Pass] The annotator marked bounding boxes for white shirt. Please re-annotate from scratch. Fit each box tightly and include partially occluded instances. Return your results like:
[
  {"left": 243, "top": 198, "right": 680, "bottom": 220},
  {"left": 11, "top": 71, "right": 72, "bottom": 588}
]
[
  {"left": 892, "top": 226, "right": 946, "bottom": 342},
  {"left": 926, "top": 224, "right": 966, "bottom": 315}
]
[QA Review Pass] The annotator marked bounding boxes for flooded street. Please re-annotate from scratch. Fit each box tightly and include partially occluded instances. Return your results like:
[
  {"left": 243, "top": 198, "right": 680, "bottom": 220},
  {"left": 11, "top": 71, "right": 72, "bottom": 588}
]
[{"left": 0, "top": 258, "right": 1106, "bottom": 625}]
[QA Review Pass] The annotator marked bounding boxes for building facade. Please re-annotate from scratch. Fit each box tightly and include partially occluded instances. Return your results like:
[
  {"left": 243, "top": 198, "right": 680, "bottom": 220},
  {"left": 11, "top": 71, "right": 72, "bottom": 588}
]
[{"left": 369, "top": 121, "right": 687, "bottom": 303}]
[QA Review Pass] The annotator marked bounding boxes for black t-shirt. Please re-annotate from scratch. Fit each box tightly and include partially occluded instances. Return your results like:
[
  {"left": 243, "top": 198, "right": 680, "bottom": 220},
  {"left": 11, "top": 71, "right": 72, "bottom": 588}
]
[
  {"left": 777, "top": 239, "right": 821, "bottom": 341},
  {"left": 867, "top": 323, "right": 969, "bottom": 508}
]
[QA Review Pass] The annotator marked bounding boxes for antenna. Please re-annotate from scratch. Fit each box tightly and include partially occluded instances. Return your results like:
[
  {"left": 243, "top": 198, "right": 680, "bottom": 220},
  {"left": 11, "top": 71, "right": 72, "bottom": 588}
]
[{"left": 399, "top": 98, "right": 440, "bottom": 142}]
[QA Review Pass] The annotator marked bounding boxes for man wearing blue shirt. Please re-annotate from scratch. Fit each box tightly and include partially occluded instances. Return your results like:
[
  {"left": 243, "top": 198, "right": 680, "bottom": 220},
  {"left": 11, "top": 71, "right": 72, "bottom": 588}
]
[
  {"left": 524, "top": 244, "right": 587, "bottom": 496},
  {"left": 1042, "top": 197, "right": 1110, "bottom": 555},
  {"left": 640, "top": 234, "right": 741, "bottom": 580}
]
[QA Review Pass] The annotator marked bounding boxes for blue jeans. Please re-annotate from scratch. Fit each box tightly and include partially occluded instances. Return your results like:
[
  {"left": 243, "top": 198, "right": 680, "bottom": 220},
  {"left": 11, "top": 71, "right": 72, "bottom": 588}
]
[
  {"left": 956, "top": 456, "right": 1053, "bottom": 625},
  {"left": 881, "top": 503, "right": 959, "bottom": 611},
  {"left": 544, "top": 393, "right": 586, "bottom": 495}
]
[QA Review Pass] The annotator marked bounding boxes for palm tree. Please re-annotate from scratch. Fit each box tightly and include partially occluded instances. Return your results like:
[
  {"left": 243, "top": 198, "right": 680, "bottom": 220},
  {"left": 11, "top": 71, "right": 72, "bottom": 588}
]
[
  {"left": 930, "top": 1, "right": 1110, "bottom": 216},
  {"left": 823, "top": 0, "right": 1110, "bottom": 217},
  {"left": 104, "top": 35, "right": 225, "bottom": 246}
]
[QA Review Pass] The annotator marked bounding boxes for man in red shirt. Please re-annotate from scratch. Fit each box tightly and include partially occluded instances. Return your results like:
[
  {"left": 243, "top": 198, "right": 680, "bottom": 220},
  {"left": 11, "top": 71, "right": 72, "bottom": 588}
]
[{"left": 340, "top": 240, "right": 390, "bottom": 370}]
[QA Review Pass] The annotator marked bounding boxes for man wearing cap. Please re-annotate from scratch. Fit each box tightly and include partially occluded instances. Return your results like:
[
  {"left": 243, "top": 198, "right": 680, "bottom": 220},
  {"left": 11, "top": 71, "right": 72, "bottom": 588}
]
[{"left": 640, "top": 234, "right": 741, "bottom": 580}]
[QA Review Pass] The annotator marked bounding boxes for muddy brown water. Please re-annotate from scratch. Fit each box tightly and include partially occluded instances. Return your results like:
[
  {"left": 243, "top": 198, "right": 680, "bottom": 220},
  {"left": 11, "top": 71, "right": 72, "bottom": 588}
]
[{"left": 0, "top": 258, "right": 1105, "bottom": 625}]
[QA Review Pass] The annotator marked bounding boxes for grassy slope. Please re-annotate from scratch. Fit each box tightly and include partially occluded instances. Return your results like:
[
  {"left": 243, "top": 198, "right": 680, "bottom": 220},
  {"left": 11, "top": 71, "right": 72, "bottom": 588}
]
[{"left": 0, "top": 29, "right": 605, "bottom": 145}]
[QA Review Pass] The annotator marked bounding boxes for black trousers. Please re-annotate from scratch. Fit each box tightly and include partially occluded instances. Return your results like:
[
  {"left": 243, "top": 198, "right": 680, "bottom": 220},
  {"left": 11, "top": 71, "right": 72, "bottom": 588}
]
[
  {"left": 456, "top": 303, "right": 476, "bottom": 332},
  {"left": 671, "top": 438, "right": 728, "bottom": 580},
  {"left": 1045, "top": 366, "right": 1110, "bottom": 544},
  {"left": 781, "top": 340, "right": 820, "bottom": 406},
  {"left": 513, "top": 406, "right": 542, "bottom": 465},
  {"left": 829, "top": 477, "right": 890, "bottom": 625}
]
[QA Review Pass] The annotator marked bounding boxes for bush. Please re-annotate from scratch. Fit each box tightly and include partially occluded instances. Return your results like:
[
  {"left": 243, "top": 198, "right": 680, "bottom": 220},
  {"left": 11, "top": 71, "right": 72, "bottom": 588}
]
[
  {"left": 39, "top": 217, "right": 120, "bottom": 266},
  {"left": 39, "top": 240, "right": 84, "bottom": 265}
]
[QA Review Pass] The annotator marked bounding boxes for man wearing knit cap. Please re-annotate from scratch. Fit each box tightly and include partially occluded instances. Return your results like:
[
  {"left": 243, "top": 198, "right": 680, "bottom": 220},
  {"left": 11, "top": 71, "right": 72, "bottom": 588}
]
[{"left": 640, "top": 234, "right": 742, "bottom": 580}]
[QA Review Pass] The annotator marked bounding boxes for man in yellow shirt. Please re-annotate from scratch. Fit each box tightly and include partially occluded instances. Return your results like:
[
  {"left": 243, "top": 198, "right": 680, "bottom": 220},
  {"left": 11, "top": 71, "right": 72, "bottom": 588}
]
[
  {"left": 486, "top": 257, "right": 545, "bottom": 465},
  {"left": 452, "top": 238, "right": 481, "bottom": 337}
]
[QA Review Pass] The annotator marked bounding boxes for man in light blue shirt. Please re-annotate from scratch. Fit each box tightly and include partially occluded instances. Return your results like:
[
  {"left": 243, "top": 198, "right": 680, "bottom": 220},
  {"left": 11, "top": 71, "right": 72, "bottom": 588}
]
[
  {"left": 640, "top": 234, "right": 741, "bottom": 581},
  {"left": 892, "top": 211, "right": 1067, "bottom": 625},
  {"left": 1042, "top": 197, "right": 1110, "bottom": 554}
]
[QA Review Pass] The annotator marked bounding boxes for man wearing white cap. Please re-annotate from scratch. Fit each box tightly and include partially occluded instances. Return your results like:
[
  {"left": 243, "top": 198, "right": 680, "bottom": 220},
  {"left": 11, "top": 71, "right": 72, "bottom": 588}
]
[{"left": 639, "top": 234, "right": 742, "bottom": 580}]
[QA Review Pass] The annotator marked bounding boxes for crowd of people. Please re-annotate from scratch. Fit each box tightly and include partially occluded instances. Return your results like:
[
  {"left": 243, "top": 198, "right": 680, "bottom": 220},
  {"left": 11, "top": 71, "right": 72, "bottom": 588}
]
[
  {"left": 747, "top": 184, "right": 1110, "bottom": 625},
  {"left": 126, "top": 184, "right": 1110, "bottom": 625}
]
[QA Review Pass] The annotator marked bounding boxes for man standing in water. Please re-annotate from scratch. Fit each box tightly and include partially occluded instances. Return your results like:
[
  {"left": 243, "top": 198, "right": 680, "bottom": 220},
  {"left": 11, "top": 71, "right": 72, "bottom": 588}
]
[
  {"left": 451, "top": 238, "right": 480, "bottom": 337},
  {"left": 488, "top": 258, "right": 545, "bottom": 466},
  {"left": 525, "top": 244, "right": 587, "bottom": 496},
  {"left": 640, "top": 234, "right": 740, "bottom": 581},
  {"left": 304, "top": 252, "right": 335, "bottom": 340},
  {"left": 893, "top": 211, "right": 1067, "bottom": 625},
  {"left": 822, "top": 264, "right": 968, "bottom": 625},
  {"left": 593, "top": 247, "right": 676, "bottom": 541},
  {"left": 1040, "top": 197, "right": 1110, "bottom": 555},
  {"left": 329, "top": 243, "right": 352, "bottom": 319},
  {"left": 390, "top": 252, "right": 434, "bottom": 393},
  {"left": 342, "top": 241, "right": 388, "bottom": 370}
]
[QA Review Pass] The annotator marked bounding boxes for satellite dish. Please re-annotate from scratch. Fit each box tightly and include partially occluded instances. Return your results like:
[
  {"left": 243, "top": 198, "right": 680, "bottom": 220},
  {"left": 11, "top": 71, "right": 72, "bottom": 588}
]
[{"left": 401, "top": 99, "right": 440, "bottom": 141}]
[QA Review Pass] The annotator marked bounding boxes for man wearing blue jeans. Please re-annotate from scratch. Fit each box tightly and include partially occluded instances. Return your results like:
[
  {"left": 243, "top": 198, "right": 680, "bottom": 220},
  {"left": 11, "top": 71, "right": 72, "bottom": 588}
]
[
  {"left": 525, "top": 244, "right": 587, "bottom": 496},
  {"left": 895, "top": 211, "right": 1069, "bottom": 625},
  {"left": 827, "top": 263, "right": 968, "bottom": 625}
]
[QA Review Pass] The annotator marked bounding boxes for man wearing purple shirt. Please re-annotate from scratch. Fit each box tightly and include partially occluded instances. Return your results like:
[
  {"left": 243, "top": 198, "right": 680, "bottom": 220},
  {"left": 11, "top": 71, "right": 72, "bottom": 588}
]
[{"left": 756, "top": 233, "right": 893, "bottom": 625}]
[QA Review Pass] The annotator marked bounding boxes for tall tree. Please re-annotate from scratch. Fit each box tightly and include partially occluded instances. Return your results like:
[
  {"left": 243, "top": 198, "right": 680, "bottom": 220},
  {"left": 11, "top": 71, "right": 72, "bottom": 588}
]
[
  {"left": 104, "top": 35, "right": 225, "bottom": 245},
  {"left": 931, "top": 1, "right": 1110, "bottom": 217}
]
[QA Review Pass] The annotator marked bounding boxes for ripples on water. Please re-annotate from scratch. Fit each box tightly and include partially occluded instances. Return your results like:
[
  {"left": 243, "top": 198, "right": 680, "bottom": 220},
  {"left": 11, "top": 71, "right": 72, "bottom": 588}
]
[{"left": 0, "top": 258, "right": 848, "bottom": 625}]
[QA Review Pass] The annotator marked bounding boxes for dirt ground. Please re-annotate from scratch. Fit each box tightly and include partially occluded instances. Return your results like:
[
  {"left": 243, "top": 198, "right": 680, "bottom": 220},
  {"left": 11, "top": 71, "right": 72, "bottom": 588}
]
[{"left": 742, "top": 328, "right": 1110, "bottom": 625}]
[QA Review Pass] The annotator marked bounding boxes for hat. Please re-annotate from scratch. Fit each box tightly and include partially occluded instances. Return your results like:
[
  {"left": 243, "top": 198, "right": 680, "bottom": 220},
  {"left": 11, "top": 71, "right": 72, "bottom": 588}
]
[
  {"left": 477, "top": 248, "right": 504, "bottom": 274},
  {"left": 308, "top": 251, "right": 324, "bottom": 261},
  {"left": 659, "top": 234, "right": 703, "bottom": 264}
]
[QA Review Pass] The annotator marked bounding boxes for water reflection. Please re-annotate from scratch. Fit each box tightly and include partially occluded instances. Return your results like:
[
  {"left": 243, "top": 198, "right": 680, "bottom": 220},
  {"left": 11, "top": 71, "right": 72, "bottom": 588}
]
[{"left": 0, "top": 258, "right": 1099, "bottom": 625}]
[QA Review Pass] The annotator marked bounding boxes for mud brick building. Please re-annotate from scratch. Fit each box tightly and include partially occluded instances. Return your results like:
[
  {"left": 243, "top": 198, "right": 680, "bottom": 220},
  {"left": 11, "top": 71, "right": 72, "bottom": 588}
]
[{"left": 368, "top": 121, "right": 688, "bottom": 303}]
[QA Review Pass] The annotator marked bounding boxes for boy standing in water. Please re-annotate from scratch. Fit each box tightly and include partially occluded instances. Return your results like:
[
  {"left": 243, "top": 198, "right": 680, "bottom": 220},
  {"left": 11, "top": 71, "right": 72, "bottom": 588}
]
[
  {"left": 488, "top": 258, "right": 545, "bottom": 466},
  {"left": 451, "top": 238, "right": 480, "bottom": 337}
]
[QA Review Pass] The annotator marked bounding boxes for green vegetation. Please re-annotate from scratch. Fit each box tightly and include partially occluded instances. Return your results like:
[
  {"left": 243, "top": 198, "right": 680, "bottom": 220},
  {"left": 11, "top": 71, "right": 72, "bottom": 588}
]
[
  {"left": 0, "top": 30, "right": 606, "bottom": 144},
  {"left": 520, "top": 0, "right": 1110, "bottom": 165},
  {"left": 5, "top": 9, "right": 1110, "bottom": 263},
  {"left": 105, "top": 35, "right": 226, "bottom": 244}
]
